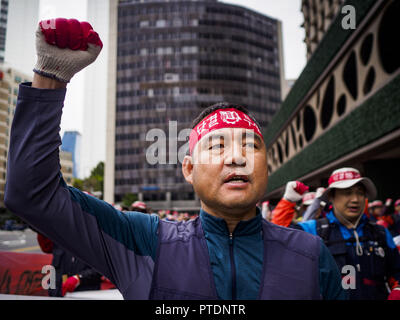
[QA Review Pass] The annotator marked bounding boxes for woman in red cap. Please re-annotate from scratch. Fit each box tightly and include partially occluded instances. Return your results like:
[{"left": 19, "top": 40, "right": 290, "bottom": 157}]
[{"left": 295, "top": 167, "right": 400, "bottom": 300}]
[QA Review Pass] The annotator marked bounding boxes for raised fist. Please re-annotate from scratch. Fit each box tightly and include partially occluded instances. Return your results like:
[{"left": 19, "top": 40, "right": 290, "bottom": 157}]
[
  {"left": 34, "top": 18, "right": 103, "bottom": 83},
  {"left": 283, "top": 181, "right": 309, "bottom": 203}
]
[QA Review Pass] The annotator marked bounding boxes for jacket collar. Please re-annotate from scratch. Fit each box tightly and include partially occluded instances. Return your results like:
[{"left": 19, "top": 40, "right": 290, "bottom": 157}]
[
  {"left": 326, "top": 210, "right": 368, "bottom": 231},
  {"left": 199, "top": 207, "right": 262, "bottom": 237}
]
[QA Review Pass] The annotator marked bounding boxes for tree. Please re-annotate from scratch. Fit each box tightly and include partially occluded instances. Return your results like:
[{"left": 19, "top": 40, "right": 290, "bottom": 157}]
[
  {"left": 122, "top": 193, "right": 138, "bottom": 209},
  {"left": 72, "top": 178, "right": 84, "bottom": 190},
  {"left": 72, "top": 161, "right": 104, "bottom": 199}
]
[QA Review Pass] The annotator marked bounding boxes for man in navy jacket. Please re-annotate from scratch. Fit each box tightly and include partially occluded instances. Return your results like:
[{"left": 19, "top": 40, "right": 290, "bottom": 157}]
[{"left": 4, "top": 18, "right": 346, "bottom": 300}]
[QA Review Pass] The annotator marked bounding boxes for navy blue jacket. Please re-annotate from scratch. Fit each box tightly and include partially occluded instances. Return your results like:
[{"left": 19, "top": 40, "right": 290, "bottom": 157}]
[{"left": 4, "top": 83, "right": 345, "bottom": 299}]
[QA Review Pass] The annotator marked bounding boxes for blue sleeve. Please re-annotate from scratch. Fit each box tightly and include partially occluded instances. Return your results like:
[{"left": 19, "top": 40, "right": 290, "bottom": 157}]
[
  {"left": 302, "top": 198, "right": 322, "bottom": 222},
  {"left": 318, "top": 241, "right": 348, "bottom": 300},
  {"left": 4, "top": 83, "right": 158, "bottom": 295},
  {"left": 68, "top": 185, "right": 159, "bottom": 259},
  {"left": 384, "top": 228, "right": 397, "bottom": 249},
  {"left": 298, "top": 219, "right": 318, "bottom": 235}
]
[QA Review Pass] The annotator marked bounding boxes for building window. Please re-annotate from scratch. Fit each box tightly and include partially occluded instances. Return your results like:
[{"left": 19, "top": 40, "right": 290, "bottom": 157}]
[
  {"left": 156, "top": 19, "right": 167, "bottom": 27},
  {"left": 139, "top": 20, "right": 149, "bottom": 27}
]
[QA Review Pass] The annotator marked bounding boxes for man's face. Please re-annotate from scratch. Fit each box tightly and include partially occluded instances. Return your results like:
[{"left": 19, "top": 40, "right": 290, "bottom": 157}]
[
  {"left": 395, "top": 204, "right": 400, "bottom": 213},
  {"left": 183, "top": 128, "right": 268, "bottom": 214},
  {"left": 372, "top": 206, "right": 383, "bottom": 217},
  {"left": 330, "top": 184, "right": 366, "bottom": 222}
]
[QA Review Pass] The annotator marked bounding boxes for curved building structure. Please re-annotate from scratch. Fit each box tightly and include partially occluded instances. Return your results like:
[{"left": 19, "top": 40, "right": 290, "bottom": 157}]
[{"left": 109, "top": 0, "right": 284, "bottom": 209}]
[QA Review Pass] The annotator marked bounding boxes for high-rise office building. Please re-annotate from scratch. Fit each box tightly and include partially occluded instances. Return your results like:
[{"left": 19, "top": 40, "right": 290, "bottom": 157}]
[
  {"left": 0, "top": 0, "right": 8, "bottom": 63},
  {"left": 61, "top": 131, "right": 82, "bottom": 179},
  {"left": 60, "top": 150, "right": 74, "bottom": 186},
  {"left": 301, "top": 0, "right": 345, "bottom": 59},
  {"left": 106, "top": 0, "right": 284, "bottom": 210}
]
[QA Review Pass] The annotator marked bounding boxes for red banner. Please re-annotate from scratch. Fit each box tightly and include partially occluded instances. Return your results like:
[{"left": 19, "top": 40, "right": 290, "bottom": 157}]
[
  {"left": 0, "top": 251, "right": 116, "bottom": 296},
  {"left": 0, "top": 251, "right": 52, "bottom": 296}
]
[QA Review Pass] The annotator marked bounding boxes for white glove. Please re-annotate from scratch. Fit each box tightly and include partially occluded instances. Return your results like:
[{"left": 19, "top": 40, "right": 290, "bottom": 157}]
[
  {"left": 34, "top": 18, "right": 103, "bottom": 83},
  {"left": 283, "top": 181, "right": 309, "bottom": 203},
  {"left": 316, "top": 187, "right": 326, "bottom": 199}
]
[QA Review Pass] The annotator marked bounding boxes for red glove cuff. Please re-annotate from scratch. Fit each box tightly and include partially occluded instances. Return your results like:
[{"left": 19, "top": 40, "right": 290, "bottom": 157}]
[
  {"left": 294, "top": 181, "right": 309, "bottom": 195},
  {"left": 40, "top": 18, "right": 103, "bottom": 51}
]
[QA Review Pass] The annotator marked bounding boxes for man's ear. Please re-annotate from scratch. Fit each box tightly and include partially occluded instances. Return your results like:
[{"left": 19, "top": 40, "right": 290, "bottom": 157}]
[{"left": 182, "top": 155, "right": 194, "bottom": 185}]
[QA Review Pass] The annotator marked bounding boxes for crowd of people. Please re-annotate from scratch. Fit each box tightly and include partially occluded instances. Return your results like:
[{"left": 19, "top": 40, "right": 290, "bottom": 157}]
[
  {"left": 112, "top": 201, "right": 198, "bottom": 222},
  {"left": 262, "top": 179, "right": 400, "bottom": 245},
  {"left": 261, "top": 168, "right": 400, "bottom": 300}
]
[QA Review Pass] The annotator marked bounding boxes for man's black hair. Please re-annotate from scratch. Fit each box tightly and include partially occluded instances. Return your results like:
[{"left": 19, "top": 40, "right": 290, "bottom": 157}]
[{"left": 191, "top": 102, "right": 262, "bottom": 131}]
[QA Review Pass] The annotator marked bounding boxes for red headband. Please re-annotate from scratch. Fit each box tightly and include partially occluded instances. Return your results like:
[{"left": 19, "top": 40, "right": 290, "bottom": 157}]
[
  {"left": 328, "top": 170, "right": 361, "bottom": 186},
  {"left": 189, "top": 108, "right": 263, "bottom": 155}
]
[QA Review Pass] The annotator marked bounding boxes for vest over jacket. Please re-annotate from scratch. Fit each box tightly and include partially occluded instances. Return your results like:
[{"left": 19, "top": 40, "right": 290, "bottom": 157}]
[{"left": 149, "top": 217, "right": 322, "bottom": 300}]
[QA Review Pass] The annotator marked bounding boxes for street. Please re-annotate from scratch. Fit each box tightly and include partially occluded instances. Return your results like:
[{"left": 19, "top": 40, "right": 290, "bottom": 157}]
[{"left": 0, "top": 228, "right": 42, "bottom": 253}]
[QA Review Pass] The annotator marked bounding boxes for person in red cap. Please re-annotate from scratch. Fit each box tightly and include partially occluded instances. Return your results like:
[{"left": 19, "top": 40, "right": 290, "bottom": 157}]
[
  {"left": 393, "top": 200, "right": 400, "bottom": 235},
  {"left": 395, "top": 199, "right": 400, "bottom": 215},
  {"left": 4, "top": 18, "right": 346, "bottom": 300},
  {"left": 368, "top": 199, "right": 400, "bottom": 237},
  {"left": 270, "top": 181, "right": 310, "bottom": 227},
  {"left": 130, "top": 201, "right": 148, "bottom": 214},
  {"left": 302, "top": 187, "right": 328, "bottom": 222},
  {"left": 370, "top": 200, "right": 384, "bottom": 218},
  {"left": 294, "top": 167, "right": 400, "bottom": 300}
]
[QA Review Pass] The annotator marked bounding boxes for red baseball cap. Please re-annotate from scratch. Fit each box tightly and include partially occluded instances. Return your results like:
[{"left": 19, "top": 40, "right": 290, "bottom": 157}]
[
  {"left": 131, "top": 201, "right": 146, "bottom": 210},
  {"left": 370, "top": 200, "right": 383, "bottom": 207},
  {"left": 302, "top": 192, "right": 316, "bottom": 205},
  {"left": 321, "top": 167, "right": 377, "bottom": 200}
]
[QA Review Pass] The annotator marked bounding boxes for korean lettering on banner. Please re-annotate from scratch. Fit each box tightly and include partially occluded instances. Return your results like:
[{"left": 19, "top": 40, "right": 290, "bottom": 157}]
[{"left": 0, "top": 251, "right": 52, "bottom": 296}]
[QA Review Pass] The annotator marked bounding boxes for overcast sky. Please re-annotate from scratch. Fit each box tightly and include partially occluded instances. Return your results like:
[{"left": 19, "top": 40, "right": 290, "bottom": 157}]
[{"left": 37, "top": 0, "right": 306, "bottom": 78}]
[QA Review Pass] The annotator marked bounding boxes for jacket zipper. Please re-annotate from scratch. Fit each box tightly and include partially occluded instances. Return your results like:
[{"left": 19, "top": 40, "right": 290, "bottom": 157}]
[{"left": 229, "top": 233, "right": 237, "bottom": 300}]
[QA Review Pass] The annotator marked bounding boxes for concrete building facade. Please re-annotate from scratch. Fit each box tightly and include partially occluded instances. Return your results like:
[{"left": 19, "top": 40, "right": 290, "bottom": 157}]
[
  {"left": 264, "top": 0, "right": 400, "bottom": 203},
  {"left": 301, "top": 0, "right": 345, "bottom": 60},
  {"left": 61, "top": 131, "right": 82, "bottom": 179},
  {"left": 60, "top": 150, "right": 74, "bottom": 186},
  {"left": 0, "top": 0, "right": 8, "bottom": 63},
  {"left": 0, "top": 65, "right": 31, "bottom": 207}
]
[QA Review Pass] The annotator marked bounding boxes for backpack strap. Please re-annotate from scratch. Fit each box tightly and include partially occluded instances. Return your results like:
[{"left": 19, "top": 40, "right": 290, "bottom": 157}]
[
  {"left": 316, "top": 217, "right": 331, "bottom": 243},
  {"left": 365, "top": 220, "right": 388, "bottom": 248}
]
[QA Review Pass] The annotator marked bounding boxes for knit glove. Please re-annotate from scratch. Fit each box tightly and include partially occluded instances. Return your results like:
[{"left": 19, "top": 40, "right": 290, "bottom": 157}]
[
  {"left": 315, "top": 187, "right": 326, "bottom": 199},
  {"left": 283, "top": 181, "right": 309, "bottom": 203},
  {"left": 34, "top": 18, "right": 103, "bottom": 83},
  {"left": 62, "top": 275, "right": 80, "bottom": 297}
]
